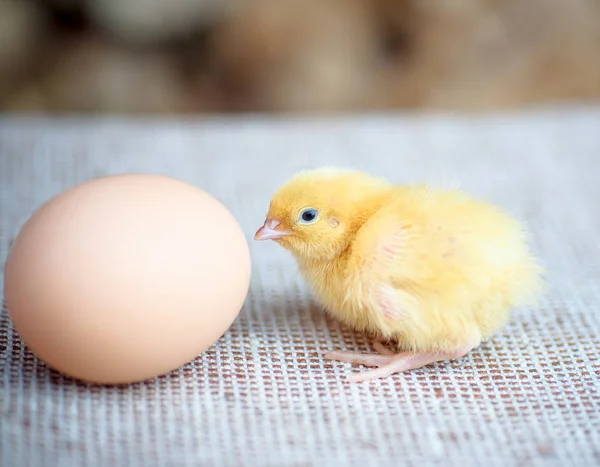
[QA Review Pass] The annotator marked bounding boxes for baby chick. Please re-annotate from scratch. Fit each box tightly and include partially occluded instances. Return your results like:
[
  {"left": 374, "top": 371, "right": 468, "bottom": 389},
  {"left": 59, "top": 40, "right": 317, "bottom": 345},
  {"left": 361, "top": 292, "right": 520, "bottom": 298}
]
[{"left": 255, "top": 167, "right": 544, "bottom": 382}]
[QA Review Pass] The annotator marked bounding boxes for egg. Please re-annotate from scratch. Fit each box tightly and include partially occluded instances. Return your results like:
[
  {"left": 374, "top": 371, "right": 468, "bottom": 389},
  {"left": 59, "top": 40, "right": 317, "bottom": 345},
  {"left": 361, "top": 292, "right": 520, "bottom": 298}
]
[{"left": 4, "top": 174, "right": 251, "bottom": 385}]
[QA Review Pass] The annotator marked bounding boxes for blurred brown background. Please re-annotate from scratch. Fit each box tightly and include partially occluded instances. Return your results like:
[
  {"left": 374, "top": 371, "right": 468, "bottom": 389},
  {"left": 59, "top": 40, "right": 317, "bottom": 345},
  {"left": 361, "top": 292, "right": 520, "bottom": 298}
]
[{"left": 1, "top": 0, "right": 599, "bottom": 114}]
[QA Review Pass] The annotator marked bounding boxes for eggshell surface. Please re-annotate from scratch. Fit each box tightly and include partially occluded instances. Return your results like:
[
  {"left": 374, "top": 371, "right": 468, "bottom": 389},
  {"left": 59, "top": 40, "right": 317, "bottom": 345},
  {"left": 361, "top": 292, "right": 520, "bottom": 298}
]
[{"left": 4, "top": 174, "right": 251, "bottom": 384}]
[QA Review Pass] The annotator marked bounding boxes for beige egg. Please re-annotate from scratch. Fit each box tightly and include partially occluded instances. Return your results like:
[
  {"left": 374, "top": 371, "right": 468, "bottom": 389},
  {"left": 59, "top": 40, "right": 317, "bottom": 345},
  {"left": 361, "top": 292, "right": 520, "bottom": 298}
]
[{"left": 4, "top": 174, "right": 251, "bottom": 384}]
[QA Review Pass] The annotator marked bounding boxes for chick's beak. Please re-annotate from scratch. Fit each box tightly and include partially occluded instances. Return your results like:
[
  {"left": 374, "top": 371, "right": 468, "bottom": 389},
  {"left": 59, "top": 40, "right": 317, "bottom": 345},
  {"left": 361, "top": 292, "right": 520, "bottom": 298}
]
[{"left": 254, "top": 219, "right": 292, "bottom": 241}]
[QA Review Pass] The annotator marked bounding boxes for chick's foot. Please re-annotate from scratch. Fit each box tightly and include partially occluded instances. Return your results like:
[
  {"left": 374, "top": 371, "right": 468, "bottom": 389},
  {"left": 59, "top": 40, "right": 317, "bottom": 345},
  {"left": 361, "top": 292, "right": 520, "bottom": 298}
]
[
  {"left": 325, "top": 342, "right": 475, "bottom": 383},
  {"left": 324, "top": 340, "right": 395, "bottom": 367}
]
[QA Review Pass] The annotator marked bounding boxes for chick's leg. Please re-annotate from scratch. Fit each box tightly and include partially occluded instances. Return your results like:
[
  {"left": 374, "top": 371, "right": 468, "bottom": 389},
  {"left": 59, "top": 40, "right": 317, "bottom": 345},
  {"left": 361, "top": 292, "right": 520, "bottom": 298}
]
[{"left": 325, "top": 342, "right": 475, "bottom": 383}]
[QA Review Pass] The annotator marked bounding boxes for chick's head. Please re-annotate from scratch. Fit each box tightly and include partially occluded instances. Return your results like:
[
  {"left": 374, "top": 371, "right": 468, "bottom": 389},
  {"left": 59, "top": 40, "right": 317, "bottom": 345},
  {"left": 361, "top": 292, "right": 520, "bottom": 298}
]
[{"left": 255, "top": 168, "right": 392, "bottom": 261}]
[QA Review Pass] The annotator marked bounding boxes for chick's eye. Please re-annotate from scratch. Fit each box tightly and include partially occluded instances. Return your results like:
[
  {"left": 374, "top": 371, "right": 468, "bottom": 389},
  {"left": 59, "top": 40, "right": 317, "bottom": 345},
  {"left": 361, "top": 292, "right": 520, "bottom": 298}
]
[{"left": 300, "top": 208, "right": 318, "bottom": 223}]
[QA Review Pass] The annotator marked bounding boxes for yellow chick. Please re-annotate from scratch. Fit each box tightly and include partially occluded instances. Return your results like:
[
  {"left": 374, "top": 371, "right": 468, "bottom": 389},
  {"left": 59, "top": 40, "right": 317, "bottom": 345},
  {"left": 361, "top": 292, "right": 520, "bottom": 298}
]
[{"left": 255, "top": 167, "right": 544, "bottom": 382}]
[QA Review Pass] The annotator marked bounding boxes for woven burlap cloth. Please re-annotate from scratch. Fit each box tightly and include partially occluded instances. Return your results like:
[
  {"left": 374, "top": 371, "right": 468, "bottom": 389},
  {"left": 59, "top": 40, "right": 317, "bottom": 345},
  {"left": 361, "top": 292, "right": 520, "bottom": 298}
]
[{"left": 1, "top": 107, "right": 599, "bottom": 467}]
